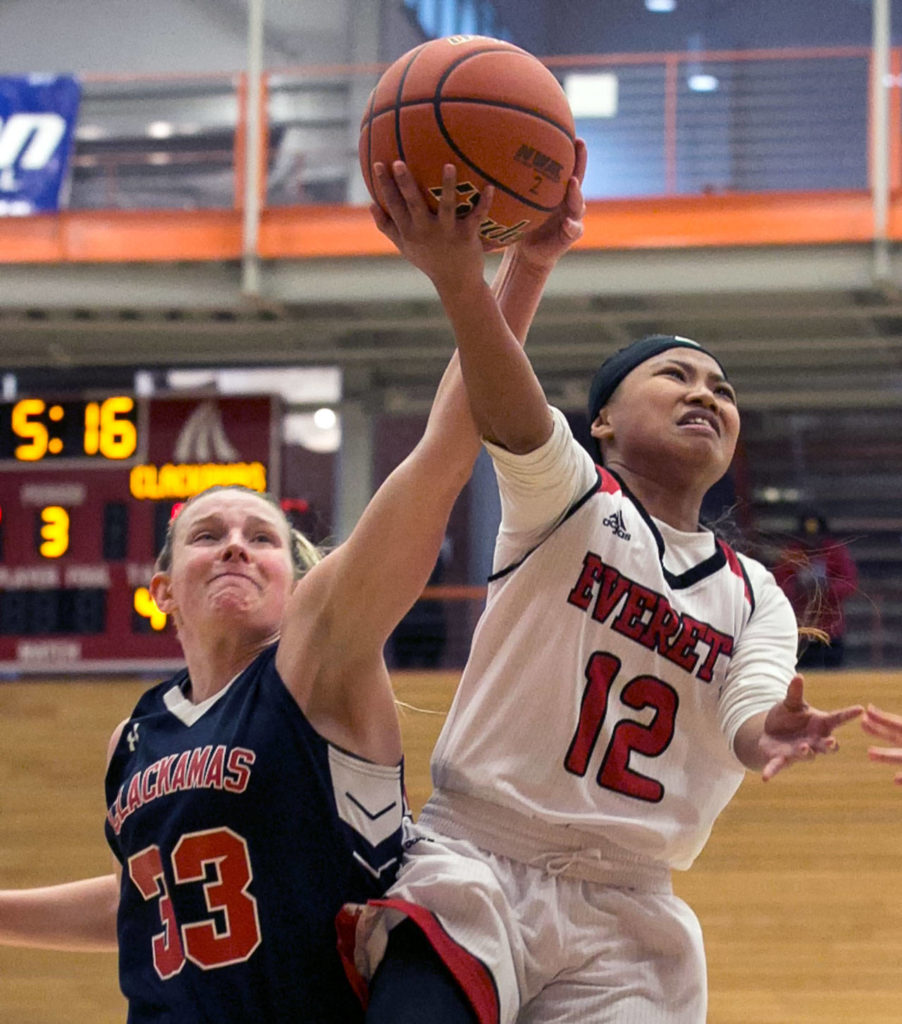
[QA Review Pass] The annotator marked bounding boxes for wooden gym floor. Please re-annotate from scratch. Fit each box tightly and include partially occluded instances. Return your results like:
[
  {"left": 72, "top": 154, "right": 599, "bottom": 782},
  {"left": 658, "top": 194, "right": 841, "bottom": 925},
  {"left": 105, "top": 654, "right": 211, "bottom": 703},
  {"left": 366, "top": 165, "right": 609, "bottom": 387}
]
[{"left": 1, "top": 669, "right": 901, "bottom": 1023}]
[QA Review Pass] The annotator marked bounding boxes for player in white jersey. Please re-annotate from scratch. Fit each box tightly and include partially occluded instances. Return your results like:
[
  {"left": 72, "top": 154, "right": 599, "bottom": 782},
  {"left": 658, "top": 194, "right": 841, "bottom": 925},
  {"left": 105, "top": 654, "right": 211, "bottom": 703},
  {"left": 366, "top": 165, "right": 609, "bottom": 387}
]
[{"left": 345, "top": 164, "right": 864, "bottom": 1024}]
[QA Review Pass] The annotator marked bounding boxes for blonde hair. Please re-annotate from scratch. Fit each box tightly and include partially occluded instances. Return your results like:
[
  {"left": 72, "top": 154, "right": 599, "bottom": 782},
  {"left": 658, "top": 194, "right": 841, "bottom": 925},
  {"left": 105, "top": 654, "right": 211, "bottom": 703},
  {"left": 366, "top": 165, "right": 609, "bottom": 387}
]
[{"left": 154, "top": 485, "right": 322, "bottom": 579}]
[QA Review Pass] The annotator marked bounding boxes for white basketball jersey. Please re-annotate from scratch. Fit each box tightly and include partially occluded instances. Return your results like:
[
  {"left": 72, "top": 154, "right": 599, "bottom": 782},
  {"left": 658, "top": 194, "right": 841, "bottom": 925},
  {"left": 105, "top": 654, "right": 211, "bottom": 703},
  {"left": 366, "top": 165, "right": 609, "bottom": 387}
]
[{"left": 428, "top": 409, "right": 798, "bottom": 870}]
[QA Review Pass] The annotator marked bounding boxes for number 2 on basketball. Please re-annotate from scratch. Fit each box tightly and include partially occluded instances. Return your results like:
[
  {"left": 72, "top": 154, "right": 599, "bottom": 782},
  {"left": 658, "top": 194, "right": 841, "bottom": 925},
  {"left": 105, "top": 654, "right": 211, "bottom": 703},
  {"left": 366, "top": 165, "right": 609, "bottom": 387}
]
[{"left": 564, "top": 651, "right": 679, "bottom": 802}]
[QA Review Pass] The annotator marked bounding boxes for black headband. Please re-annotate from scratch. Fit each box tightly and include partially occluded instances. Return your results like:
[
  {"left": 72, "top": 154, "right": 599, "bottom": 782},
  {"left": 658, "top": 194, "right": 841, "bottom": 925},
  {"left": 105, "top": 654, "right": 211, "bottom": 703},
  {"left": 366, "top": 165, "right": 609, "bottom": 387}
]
[{"left": 587, "top": 334, "right": 728, "bottom": 425}]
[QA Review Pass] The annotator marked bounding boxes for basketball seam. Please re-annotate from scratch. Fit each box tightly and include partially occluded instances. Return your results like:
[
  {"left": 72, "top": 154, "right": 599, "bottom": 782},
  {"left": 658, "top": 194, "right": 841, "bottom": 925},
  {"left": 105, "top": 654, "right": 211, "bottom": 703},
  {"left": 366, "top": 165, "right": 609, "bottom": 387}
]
[
  {"left": 367, "top": 96, "right": 574, "bottom": 137},
  {"left": 436, "top": 44, "right": 531, "bottom": 84},
  {"left": 362, "top": 89, "right": 377, "bottom": 195},
  {"left": 433, "top": 145, "right": 560, "bottom": 213},
  {"left": 392, "top": 43, "right": 430, "bottom": 163},
  {"left": 433, "top": 97, "right": 567, "bottom": 212},
  {"left": 364, "top": 93, "right": 573, "bottom": 211},
  {"left": 432, "top": 47, "right": 571, "bottom": 135}
]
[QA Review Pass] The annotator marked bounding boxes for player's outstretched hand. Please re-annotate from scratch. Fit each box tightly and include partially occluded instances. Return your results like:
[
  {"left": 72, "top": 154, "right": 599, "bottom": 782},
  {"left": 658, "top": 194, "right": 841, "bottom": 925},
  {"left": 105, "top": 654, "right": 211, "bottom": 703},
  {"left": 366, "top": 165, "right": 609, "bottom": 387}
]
[
  {"left": 369, "top": 160, "right": 492, "bottom": 294},
  {"left": 861, "top": 703, "right": 902, "bottom": 784},
  {"left": 757, "top": 675, "right": 863, "bottom": 781},
  {"left": 514, "top": 137, "right": 587, "bottom": 271}
]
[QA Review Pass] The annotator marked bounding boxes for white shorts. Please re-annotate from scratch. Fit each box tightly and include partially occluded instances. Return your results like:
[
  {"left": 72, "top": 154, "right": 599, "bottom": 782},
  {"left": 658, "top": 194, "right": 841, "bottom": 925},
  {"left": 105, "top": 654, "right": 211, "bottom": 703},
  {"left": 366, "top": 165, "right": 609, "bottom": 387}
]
[{"left": 343, "top": 824, "right": 707, "bottom": 1024}]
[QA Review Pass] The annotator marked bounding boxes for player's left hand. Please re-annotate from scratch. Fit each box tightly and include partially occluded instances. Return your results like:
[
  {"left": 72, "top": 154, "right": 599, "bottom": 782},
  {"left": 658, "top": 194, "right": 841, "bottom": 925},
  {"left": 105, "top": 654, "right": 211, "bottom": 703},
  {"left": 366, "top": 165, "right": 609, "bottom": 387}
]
[
  {"left": 514, "top": 137, "right": 587, "bottom": 270},
  {"left": 757, "top": 675, "right": 863, "bottom": 781}
]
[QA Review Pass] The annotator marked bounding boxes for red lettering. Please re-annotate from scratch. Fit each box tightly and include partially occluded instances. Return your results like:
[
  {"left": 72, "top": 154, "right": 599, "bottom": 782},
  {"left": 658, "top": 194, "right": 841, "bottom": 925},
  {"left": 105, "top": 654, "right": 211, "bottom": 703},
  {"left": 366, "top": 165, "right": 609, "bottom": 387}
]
[
  {"left": 611, "top": 582, "right": 658, "bottom": 640},
  {"left": 126, "top": 773, "right": 143, "bottom": 815},
  {"left": 566, "top": 554, "right": 734, "bottom": 682},
  {"left": 107, "top": 800, "right": 122, "bottom": 834},
  {"left": 115, "top": 784, "right": 128, "bottom": 822},
  {"left": 203, "top": 745, "right": 226, "bottom": 789},
  {"left": 225, "top": 748, "right": 255, "bottom": 793},
  {"left": 153, "top": 755, "right": 175, "bottom": 796},
  {"left": 141, "top": 762, "right": 159, "bottom": 803},
  {"left": 591, "top": 566, "right": 631, "bottom": 624},
  {"left": 568, "top": 555, "right": 631, "bottom": 624},
  {"left": 637, "top": 596, "right": 681, "bottom": 654},
  {"left": 170, "top": 750, "right": 190, "bottom": 792},
  {"left": 665, "top": 615, "right": 705, "bottom": 672},
  {"left": 567, "top": 552, "right": 604, "bottom": 610},
  {"left": 108, "top": 746, "right": 256, "bottom": 841},
  {"left": 185, "top": 746, "right": 212, "bottom": 789},
  {"left": 696, "top": 627, "right": 733, "bottom": 682},
  {"left": 153, "top": 756, "right": 174, "bottom": 796}
]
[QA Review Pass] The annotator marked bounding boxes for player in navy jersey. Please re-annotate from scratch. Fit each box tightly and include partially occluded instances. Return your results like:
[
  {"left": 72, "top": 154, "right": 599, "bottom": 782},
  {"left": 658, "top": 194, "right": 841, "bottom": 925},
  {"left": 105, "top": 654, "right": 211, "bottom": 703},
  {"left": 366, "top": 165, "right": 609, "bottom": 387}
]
[
  {"left": 0, "top": 148, "right": 588, "bottom": 1022},
  {"left": 342, "top": 162, "right": 865, "bottom": 1024}
]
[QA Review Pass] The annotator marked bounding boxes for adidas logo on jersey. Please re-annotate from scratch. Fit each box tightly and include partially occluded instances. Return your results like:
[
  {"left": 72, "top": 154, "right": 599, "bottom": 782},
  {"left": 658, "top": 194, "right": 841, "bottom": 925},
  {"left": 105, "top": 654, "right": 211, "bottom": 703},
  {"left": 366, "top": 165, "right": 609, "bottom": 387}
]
[{"left": 602, "top": 510, "right": 631, "bottom": 540}]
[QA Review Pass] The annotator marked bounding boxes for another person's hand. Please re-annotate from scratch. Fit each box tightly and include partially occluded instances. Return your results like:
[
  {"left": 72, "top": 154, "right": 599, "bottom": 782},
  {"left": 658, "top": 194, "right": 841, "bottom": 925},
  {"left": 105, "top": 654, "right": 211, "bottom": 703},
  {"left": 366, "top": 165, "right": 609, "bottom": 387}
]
[
  {"left": 756, "top": 675, "right": 863, "bottom": 781},
  {"left": 861, "top": 704, "right": 902, "bottom": 784},
  {"left": 369, "top": 160, "right": 492, "bottom": 295}
]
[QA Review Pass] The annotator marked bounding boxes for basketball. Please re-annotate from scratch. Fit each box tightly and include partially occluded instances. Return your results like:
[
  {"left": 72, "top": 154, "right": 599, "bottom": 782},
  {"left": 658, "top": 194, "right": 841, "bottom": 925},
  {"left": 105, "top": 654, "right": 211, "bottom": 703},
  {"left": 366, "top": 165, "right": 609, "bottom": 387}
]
[{"left": 359, "top": 35, "right": 576, "bottom": 248}]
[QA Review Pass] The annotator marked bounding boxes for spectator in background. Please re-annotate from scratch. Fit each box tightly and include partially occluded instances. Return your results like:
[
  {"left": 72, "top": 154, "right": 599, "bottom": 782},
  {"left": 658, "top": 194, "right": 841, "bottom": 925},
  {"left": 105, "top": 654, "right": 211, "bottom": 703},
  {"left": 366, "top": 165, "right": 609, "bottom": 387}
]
[{"left": 774, "top": 510, "right": 858, "bottom": 668}]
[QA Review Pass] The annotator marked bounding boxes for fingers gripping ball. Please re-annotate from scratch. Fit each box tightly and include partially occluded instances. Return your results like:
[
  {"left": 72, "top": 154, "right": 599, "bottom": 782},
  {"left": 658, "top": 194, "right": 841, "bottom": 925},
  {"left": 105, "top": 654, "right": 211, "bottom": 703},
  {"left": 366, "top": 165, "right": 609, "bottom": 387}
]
[{"left": 359, "top": 35, "right": 576, "bottom": 248}]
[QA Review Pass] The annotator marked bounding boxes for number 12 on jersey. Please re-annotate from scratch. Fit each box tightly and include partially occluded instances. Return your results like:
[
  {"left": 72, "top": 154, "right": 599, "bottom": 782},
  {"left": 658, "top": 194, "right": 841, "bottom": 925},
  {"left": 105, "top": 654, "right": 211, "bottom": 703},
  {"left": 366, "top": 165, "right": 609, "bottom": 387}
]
[{"left": 564, "top": 651, "right": 679, "bottom": 803}]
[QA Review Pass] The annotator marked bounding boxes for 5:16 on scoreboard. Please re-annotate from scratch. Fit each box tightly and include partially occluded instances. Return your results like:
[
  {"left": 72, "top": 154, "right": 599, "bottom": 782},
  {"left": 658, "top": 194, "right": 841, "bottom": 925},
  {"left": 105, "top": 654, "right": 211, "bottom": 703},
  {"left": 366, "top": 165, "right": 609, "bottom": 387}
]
[{"left": 0, "top": 394, "right": 278, "bottom": 675}]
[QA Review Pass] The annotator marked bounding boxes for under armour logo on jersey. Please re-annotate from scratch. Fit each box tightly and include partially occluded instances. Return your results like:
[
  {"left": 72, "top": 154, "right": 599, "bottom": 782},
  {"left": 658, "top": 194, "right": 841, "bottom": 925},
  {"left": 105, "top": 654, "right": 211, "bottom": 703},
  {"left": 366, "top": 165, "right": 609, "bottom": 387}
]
[
  {"left": 602, "top": 510, "right": 631, "bottom": 540},
  {"left": 126, "top": 723, "right": 140, "bottom": 751}
]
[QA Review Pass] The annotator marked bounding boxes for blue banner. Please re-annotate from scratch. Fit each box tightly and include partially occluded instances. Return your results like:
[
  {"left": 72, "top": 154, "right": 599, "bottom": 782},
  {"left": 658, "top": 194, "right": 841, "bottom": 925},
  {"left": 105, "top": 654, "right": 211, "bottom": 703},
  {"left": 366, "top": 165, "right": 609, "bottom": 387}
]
[{"left": 0, "top": 75, "right": 81, "bottom": 215}]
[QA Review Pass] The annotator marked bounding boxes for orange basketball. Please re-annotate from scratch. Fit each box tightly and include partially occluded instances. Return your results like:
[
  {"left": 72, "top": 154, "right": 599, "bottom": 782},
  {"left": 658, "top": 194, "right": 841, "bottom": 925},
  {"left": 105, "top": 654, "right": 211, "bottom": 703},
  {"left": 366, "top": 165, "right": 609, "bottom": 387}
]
[{"left": 359, "top": 35, "right": 576, "bottom": 248}]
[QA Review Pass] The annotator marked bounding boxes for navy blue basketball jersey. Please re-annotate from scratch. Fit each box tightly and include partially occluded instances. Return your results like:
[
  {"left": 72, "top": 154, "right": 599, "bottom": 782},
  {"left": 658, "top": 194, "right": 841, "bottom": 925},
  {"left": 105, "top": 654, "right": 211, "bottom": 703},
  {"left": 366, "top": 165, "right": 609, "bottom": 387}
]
[{"left": 105, "top": 643, "right": 405, "bottom": 1023}]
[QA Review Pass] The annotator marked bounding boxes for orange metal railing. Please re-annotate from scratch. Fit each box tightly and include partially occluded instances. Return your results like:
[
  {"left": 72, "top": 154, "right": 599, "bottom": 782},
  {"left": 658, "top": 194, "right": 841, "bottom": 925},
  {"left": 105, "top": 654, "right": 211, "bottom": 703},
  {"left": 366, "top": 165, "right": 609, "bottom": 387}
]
[{"left": 0, "top": 45, "right": 897, "bottom": 263}]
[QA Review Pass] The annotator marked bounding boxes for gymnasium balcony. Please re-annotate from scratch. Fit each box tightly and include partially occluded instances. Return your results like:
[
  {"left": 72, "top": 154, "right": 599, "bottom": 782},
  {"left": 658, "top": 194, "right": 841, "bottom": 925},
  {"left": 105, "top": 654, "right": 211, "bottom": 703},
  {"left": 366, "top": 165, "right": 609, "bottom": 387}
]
[{"left": 0, "top": 43, "right": 900, "bottom": 666}]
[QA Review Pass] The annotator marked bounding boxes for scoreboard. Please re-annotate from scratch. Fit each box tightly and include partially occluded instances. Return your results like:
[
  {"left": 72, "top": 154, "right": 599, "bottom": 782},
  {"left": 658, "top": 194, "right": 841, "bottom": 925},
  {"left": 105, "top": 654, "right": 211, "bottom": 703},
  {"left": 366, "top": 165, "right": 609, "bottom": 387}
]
[{"left": 0, "top": 393, "right": 279, "bottom": 674}]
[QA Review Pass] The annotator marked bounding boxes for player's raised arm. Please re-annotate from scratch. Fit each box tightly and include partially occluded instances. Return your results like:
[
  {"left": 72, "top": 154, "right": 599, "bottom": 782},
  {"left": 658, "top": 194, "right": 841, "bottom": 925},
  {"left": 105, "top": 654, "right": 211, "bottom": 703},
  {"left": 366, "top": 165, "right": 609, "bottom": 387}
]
[
  {"left": 278, "top": 154, "right": 585, "bottom": 682},
  {"left": 389, "top": 163, "right": 548, "bottom": 455},
  {"left": 380, "top": 142, "right": 585, "bottom": 457}
]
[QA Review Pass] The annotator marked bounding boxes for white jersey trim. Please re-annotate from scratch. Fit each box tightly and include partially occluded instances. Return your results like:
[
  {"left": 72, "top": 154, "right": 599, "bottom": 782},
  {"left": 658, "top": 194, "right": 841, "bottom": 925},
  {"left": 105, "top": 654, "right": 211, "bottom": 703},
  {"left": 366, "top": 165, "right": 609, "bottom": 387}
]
[{"left": 163, "top": 670, "right": 241, "bottom": 726}]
